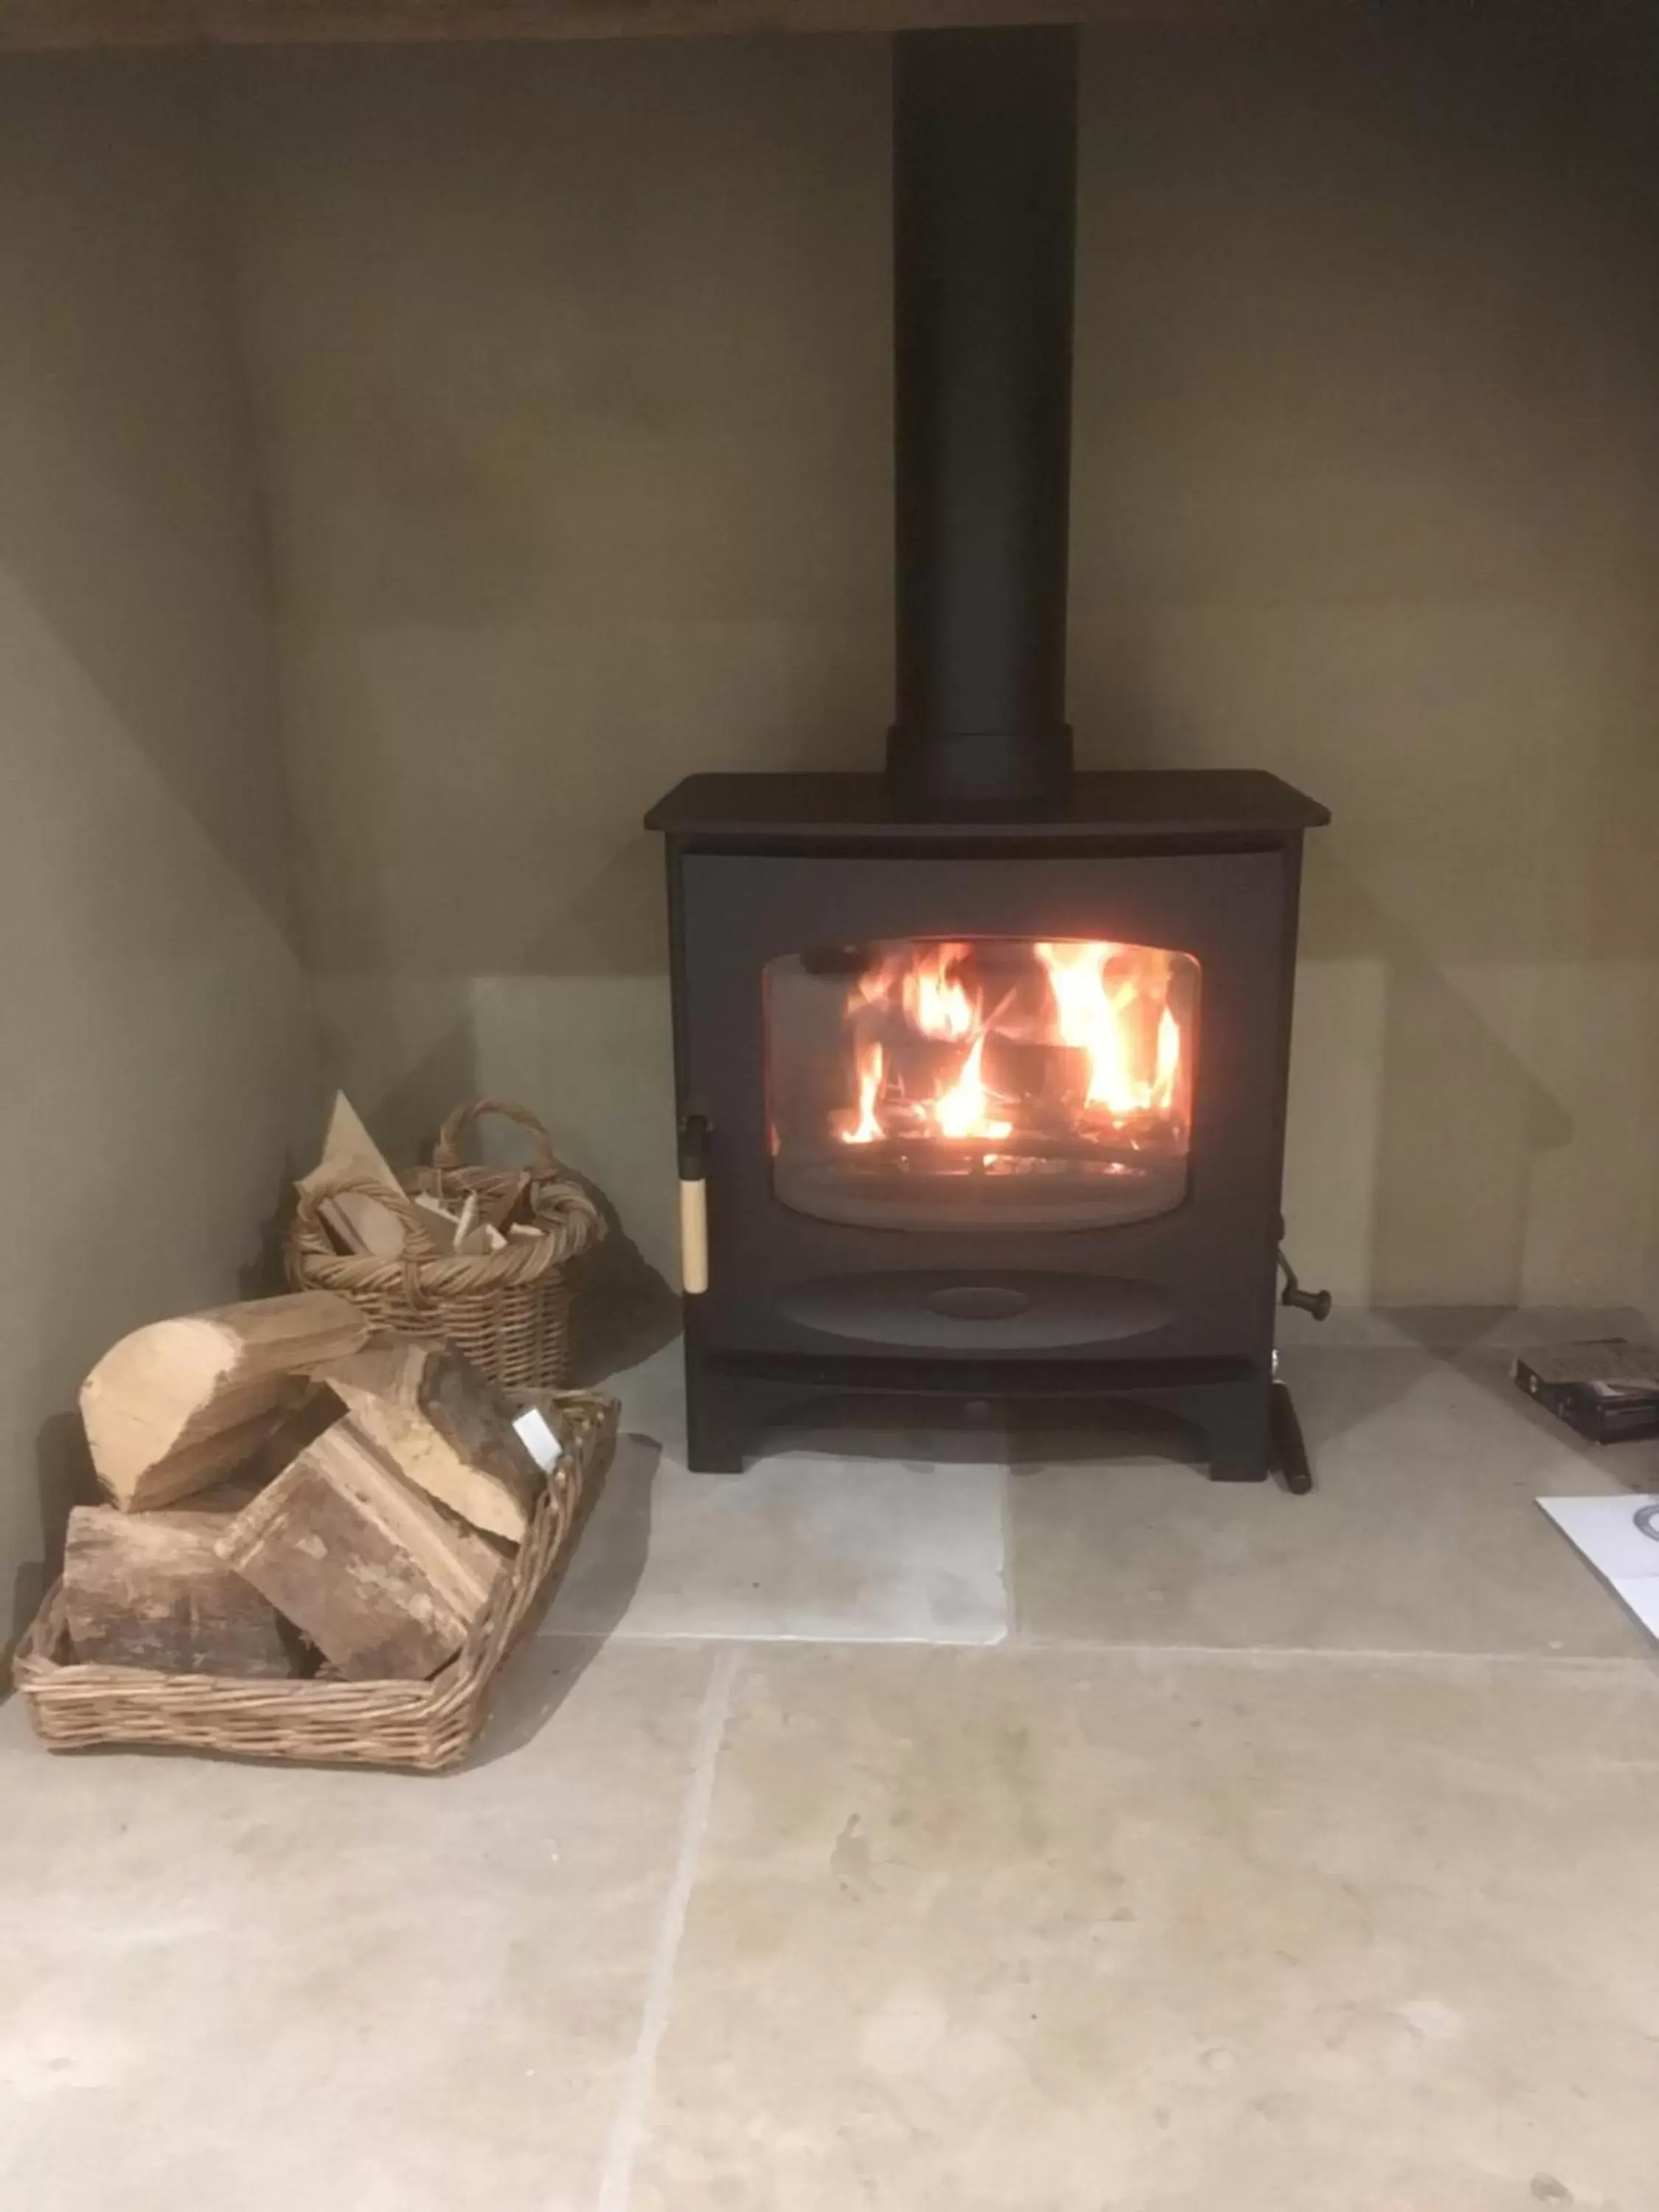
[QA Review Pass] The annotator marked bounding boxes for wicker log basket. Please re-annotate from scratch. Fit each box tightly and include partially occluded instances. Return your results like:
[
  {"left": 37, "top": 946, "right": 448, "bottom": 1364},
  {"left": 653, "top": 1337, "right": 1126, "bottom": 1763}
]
[
  {"left": 287, "top": 1099, "right": 605, "bottom": 1392},
  {"left": 13, "top": 1391, "right": 616, "bottom": 1773}
]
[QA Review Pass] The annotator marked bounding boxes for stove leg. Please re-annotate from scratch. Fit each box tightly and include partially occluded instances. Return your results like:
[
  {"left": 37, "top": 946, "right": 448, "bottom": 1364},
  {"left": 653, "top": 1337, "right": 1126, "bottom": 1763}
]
[
  {"left": 1203, "top": 1368, "right": 1274, "bottom": 1484},
  {"left": 684, "top": 1363, "right": 749, "bottom": 1475},
  {"left": 685, "top": 1344, "right": 852, "bottom": 1472},
  {"left": 1268, "top": 1378, "right": 1314, "bottom": 1495}
]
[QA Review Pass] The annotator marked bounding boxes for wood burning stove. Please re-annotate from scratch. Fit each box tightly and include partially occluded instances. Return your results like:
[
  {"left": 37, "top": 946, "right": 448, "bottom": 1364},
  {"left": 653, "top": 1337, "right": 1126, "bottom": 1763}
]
[
  {"left": 650, "top": 772, "right": 1326, "bottom": 1479},
  {"left": 647, "top": 29, "right": 1329, "bottom": 1482}
]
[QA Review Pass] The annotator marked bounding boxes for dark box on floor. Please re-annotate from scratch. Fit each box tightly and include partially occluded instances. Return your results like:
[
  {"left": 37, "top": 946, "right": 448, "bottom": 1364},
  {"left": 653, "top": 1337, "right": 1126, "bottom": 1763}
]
[{"left": 1512, "top": 1340, "right": 1659, "bottom": 1445}]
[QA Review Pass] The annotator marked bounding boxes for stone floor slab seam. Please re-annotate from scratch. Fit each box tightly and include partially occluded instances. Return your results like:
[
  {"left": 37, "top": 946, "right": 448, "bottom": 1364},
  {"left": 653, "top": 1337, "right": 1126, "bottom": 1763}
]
[
  {"left": 1006, "top": 1636, "right": 1659, "bottom": 1674},
  {"left": 997, "top": 1460, "right": 1019, "bottom": 1643},
  {"left": 538, "top": 1627, "right": 1658, "bottom": 1677},
  {"left": 590, "top": 1642, "right": 743, "bottom": 2212}
]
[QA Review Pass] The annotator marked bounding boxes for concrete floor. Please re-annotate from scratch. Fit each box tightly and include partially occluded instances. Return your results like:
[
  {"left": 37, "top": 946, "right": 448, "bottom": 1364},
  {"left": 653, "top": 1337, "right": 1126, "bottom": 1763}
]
[{"left": 4, "top": 1318, "right": 1658, "bottom": 2211}]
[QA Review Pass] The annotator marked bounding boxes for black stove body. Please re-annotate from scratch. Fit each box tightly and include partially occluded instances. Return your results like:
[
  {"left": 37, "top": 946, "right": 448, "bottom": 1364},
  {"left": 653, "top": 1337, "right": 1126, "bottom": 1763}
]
[
  {"left": 649, "top": 771, "right": 1326, "bottom": 1476},
  {"left": 647, "top": 28, "right": 1329, "bottom": 1477}
]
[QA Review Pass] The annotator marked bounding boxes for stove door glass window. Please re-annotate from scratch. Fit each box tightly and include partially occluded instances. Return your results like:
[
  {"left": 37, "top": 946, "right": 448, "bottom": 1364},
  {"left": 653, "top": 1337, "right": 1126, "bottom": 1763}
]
[{"left": 765, "top": 936, "right": 1199, "bottom": 1231}]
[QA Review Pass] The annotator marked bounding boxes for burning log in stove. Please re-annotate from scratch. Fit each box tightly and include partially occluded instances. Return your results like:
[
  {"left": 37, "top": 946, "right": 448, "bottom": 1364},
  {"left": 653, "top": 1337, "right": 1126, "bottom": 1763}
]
[
  {"left": 835, "top": 936, "right": 1188, "bottom": 1147},
  {"left": 766, "top": 935, "right": 1197, "bottom": 1231}
]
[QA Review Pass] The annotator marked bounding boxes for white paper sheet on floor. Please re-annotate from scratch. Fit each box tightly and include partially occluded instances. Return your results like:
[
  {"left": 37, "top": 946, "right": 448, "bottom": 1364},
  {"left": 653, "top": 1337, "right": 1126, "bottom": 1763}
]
[{"left": 1537, "top": 1494, "right": 1659, "bottom": 1640}]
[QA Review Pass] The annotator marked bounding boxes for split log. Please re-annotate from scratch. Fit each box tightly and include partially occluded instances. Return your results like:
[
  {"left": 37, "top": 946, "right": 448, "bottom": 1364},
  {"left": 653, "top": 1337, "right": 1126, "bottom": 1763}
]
[
  {"left": 217, "top": 1419, "right": 507, "bottom": 1680},
  {"left": 314, "top": 1336, "right": 541, "bottom": 1543},
  {"left": 80, "top": 1291, "right": 368, "bottom": 1513},
  {"left": 299, "top": 1092, "right": 408, "bottom": 1258},
  {"left": 153, "top": 1382, "right": 344, "bottom": 1518},
  {"left": 449, "top": 1192, "right": 507, "bottom": 1253},
  {"left": 221, "top": 1382, "right": 344, "bottom": 1494},
  {"left": 412, "top": 1195, "right": 463, "bottom": 1252},
  {"left": 63, "top": 1506, "right": 302, "bottom": 1677},
  {"left": 481, "top": 1172, "right": 530, "bottom": 1231},
  {"left": 415, "top": 1182, "right": 521, "bottom": 1253}
]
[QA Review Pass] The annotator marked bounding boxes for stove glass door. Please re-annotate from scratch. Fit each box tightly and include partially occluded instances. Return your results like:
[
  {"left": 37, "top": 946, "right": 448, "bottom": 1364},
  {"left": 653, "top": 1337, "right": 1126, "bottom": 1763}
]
[{"left": 764, "top": 936, "right": 1198, "bottom": 1231}]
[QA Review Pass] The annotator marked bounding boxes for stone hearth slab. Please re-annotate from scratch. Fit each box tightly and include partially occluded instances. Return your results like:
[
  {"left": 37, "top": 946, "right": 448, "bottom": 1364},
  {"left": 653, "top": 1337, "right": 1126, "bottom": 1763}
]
[
  {"left": 543, "top": 1345, "right": 1009, "bottom": 1646},
  {"left": 628, "top": 1644, "right": 1659, "bottom": 2212}
]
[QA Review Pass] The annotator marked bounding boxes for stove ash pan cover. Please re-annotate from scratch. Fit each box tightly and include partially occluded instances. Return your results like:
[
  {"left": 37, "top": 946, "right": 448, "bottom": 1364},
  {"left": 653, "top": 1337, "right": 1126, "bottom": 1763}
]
[{"left": 775, "top": 1270, "right": 1175, "bottom": 1352}]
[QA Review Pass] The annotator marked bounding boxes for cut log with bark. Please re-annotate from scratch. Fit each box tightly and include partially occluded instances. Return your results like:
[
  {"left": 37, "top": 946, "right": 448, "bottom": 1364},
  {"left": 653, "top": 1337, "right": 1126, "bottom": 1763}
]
[
  {"left": 217, "top": 1418, "right": 507, "bottom": 1680},
  {"left": 80, "top": 1292, "right": 368, "bottom": 1513},
  {"left": 63, "top": 1506, "right": 303, "bottom": 1677},
  {"left": 313, "top": 1336, "right": 541, "bottom": 1543}
]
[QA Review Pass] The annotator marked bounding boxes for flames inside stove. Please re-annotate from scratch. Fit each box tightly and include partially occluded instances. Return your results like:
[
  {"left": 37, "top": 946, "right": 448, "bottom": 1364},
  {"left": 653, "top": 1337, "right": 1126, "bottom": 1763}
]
[{"left": 765, "top": 936, "right": 1199, "bottom": 1230}]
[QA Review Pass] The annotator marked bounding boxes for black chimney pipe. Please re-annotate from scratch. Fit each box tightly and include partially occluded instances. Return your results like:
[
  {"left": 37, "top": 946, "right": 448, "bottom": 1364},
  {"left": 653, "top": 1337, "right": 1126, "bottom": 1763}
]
[{"left": 887, "top": 26, "right": 1079, "bottom": 813}]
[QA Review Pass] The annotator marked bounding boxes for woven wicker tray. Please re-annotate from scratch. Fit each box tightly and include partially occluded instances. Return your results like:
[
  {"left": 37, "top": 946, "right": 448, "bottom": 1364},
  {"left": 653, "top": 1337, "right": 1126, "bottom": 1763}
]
[{"left": 12, "top": 1391, "right": 616, "bottom": 1773}]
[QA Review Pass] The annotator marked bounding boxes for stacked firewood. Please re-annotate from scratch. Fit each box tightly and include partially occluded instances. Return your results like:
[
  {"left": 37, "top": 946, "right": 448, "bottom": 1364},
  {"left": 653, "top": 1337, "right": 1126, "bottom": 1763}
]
[{"left": 66, "top": 1292, "right": 563, "bottom": 1682}]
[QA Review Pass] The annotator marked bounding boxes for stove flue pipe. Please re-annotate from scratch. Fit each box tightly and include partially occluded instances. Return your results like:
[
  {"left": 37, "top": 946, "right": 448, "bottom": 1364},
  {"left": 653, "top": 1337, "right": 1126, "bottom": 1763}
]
[{"left": 888, "top": 25, "right": 1079, "bottom": 813}]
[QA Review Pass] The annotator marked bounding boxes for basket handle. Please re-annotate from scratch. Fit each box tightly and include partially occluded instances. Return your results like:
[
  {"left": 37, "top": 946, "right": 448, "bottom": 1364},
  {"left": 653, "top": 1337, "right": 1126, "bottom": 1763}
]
[
  {"left": 293, "top": 1169, "right": 448, "bottom": 1311},
  {"left": 431, "top": 1099, "right": 560, "bottom": 1178},
  {"left": 294, "top": 1169, "right": 439, "bottom": 1248}
]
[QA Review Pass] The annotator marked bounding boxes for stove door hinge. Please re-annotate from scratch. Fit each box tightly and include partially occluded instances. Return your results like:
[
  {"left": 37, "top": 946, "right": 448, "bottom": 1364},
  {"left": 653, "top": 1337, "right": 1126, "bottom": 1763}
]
[{"left": 678, "top": 1113, "right": 711, "bottom": 1297}]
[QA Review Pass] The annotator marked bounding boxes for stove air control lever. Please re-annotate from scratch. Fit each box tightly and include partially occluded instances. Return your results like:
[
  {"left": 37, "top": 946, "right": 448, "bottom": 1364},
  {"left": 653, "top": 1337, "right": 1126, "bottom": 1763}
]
[{"left": 1277, "top": 1246, "right": 1332, "bottom": 1323}]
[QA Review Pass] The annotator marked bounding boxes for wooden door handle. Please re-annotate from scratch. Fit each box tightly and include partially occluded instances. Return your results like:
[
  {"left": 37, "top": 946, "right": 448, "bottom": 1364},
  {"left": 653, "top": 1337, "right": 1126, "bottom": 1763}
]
[{"left": 678, "top": 1114, "right": 709, "bottom": 1297}]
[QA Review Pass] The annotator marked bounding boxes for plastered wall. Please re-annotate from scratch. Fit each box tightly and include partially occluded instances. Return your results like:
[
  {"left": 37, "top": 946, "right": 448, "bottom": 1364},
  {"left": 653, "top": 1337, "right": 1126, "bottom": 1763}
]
[
  {"left": 0, "top": 58, "right": 320, "bottom": 1638},
  {"left": 3, "top": 14, "right": 1653, "bottom": 1634},
  {"left": 224, "top": 23, "right": 1659, "bottom": 1306}
]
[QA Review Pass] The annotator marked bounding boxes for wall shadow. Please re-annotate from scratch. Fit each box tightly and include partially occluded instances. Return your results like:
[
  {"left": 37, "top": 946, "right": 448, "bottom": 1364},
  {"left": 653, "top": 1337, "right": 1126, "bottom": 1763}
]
[
  {"left": 1069, "top": 12, "right": 1659, "bottom": 1315},
  {"left": 0, "top": 55, "right": 300, "bottom": 948},
  {"left": 8, "top": 1413, "right": 100, "bottom": 1653},
  {"left": 1074, "top": 633, "right": 1593, "bottom": 1312},
  {"left": 567, "top": 1176, "right": 681, "bottom": 1385},
  {"left": 364, "top": 1004, "right": 482, "bottom": 1177},
  {"left": 1357, "top": 895, "right": 1574, "bottom": 1311}
]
